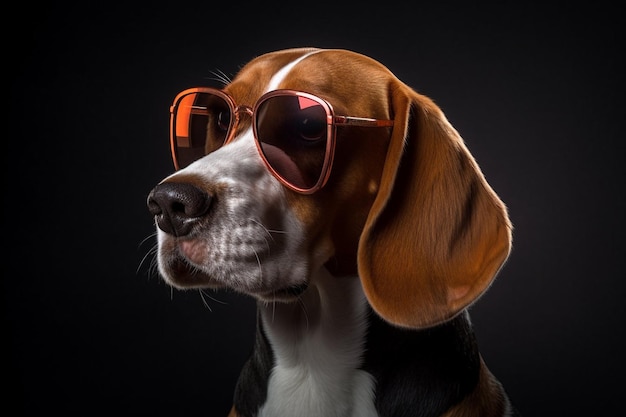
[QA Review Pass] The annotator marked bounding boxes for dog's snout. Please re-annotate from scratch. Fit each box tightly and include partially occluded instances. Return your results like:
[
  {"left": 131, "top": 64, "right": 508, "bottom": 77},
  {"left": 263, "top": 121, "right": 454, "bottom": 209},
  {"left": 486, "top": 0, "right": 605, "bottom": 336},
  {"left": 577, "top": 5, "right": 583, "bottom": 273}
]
[{"left": 147, "top": 182, "right": 212, "bottom": 236}]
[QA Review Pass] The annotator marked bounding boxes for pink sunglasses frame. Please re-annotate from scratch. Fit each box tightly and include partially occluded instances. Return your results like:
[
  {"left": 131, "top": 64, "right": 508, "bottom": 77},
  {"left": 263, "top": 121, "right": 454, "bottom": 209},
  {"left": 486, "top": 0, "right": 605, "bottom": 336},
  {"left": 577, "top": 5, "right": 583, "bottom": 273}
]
[{"left": 169, "top": 87, "right": 394, "bottom": 194}]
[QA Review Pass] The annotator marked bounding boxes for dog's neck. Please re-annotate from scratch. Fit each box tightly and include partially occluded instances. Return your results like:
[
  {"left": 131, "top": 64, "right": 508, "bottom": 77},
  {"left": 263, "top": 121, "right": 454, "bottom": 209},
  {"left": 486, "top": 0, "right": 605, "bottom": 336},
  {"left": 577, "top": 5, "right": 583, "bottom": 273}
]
[{"left": 257, "top": 269, "right": 378, "bottom": 417}]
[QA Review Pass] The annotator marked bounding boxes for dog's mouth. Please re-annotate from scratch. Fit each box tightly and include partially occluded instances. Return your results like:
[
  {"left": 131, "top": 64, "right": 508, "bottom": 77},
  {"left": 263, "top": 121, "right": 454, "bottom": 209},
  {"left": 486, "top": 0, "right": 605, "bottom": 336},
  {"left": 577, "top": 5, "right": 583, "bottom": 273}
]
[
  {"left": 162, "top": 255, "right": 220, "bottom": 289},
  {"left": 256, "top": 283, "right": 310, "bottom": 303},
  {"left": 163, "top": 252, "right": 310, "bottom": 302}
]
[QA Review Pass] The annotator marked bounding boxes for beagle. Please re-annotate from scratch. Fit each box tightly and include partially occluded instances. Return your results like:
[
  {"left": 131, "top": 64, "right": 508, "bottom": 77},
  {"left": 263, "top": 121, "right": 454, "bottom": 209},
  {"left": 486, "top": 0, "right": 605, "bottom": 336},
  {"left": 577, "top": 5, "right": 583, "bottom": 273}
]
[{"left": 147, "top": 47, "right": 518, "bottom": 417}]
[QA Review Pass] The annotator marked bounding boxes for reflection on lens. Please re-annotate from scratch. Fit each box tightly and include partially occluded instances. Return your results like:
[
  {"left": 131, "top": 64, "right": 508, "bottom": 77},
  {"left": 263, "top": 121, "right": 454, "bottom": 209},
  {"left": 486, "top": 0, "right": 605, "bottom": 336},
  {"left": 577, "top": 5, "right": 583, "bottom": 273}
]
[
  {"left": 174, "top": 92, "right": 232, "bottom": 168},
  {"left": 256, "top": 95, "right": 328, "bottom": 189}
]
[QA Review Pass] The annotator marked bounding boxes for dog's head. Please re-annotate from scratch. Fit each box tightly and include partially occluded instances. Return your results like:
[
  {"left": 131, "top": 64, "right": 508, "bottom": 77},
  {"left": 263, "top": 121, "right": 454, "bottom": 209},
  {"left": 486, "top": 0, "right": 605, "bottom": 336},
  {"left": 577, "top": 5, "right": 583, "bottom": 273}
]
[{"left": 147, "top": 47, "right": 512, "bottom": 329}]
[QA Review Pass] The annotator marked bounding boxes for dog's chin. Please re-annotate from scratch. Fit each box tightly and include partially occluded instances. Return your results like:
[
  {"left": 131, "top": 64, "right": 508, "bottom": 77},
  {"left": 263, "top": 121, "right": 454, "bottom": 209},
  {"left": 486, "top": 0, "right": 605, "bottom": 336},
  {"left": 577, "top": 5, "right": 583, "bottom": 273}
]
[
  {"left": 159, "top": 257, "right": 218, "bottom": 289},
  {"left": 161, "top": 257, "right": 309, "bottom": 302},
  {"left": 253, "top": 283, "right": 310, "bottom": 304}
]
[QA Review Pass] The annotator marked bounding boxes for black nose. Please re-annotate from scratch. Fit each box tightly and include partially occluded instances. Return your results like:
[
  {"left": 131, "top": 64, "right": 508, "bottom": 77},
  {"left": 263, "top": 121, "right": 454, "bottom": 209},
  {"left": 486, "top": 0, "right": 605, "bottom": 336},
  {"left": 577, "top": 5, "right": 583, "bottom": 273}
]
[{"left": 147, "top": 182, "right": 212, "bottom": 236}]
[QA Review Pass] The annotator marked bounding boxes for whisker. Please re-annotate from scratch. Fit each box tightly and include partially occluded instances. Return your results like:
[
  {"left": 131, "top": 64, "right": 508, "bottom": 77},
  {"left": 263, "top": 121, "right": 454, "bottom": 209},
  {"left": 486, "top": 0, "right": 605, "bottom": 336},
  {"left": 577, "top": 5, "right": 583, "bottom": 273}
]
[
  {"left": 148, "top": 254, "right": 160, "bottom": 278},
  {"left": 200, "top": 289, "right": 228, "bottom": 305},
  {"left": 296, "top": 295, "right": 310, "bottom": 330},
  {"left": 249, "top": 218, "right": 288, "bottom": 238},
  {"left": 198, "top": 289, "right": 213, "bottom": 312},
  {"left": 138, "top": 232, "right": 158, "bottom": 248},
  {"left": 137, "top": 232, "right": 161, "bottom": 279},
  {"left": 249, "top": 218, "right": 275, "bottom": 244},
  {"left": 206, "top": 69, "right": 232, "bottom": 86},
  {"left": 136, "top": 243, "right": 158, "bottom": 275},
  {"left": 249, "top": 218, "right": 288, "bottom": 254},
  {"left": 272, "top": 297, "right": 276, "bottom": 323},
  {"left": 252, "top": 248, "right": 263, "bottom": 282}
]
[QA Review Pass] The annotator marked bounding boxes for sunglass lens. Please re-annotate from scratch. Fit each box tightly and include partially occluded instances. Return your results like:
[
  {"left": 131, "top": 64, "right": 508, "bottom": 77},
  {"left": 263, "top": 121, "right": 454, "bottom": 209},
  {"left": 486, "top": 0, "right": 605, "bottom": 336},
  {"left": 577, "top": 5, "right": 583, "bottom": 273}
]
[
  {"left": 173, "top": 92, "right": 232, "bottom": 168},
  {"left": 256, "top": 95, "right": 329, "bottom": 190}
]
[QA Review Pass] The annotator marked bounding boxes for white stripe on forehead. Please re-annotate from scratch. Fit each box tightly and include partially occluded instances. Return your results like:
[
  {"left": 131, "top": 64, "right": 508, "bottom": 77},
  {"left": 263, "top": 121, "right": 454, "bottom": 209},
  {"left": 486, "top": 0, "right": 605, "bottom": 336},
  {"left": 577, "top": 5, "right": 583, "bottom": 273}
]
[{"left": 265, "top": 50, "right": 323, "bottom": 92}]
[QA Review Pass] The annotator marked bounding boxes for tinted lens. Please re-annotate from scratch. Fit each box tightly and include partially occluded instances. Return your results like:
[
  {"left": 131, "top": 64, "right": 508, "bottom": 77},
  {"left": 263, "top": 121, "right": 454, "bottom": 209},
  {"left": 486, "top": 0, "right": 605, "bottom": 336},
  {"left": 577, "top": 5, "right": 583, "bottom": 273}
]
[
  {"left": 255, "top": 95, "right": 329, "bottom": 190},
  {"left": 172, "top": 91, "right": 232, "bottom": 169}
]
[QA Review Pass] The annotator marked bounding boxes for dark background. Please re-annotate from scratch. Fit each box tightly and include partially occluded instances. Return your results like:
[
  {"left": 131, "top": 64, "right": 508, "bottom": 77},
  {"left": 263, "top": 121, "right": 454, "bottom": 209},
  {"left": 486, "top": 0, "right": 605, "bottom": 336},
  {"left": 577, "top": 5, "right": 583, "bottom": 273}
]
[{"left": 6, "top": 2, "right": 624, "bottom": 416}]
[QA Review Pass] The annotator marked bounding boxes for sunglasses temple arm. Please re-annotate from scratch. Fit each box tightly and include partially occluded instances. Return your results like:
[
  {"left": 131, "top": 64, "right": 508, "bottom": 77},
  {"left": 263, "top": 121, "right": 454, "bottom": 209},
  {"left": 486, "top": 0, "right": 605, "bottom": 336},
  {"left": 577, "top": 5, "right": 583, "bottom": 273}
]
[{"left": 334, "top": 116, "right": 394, "bottom": 127}]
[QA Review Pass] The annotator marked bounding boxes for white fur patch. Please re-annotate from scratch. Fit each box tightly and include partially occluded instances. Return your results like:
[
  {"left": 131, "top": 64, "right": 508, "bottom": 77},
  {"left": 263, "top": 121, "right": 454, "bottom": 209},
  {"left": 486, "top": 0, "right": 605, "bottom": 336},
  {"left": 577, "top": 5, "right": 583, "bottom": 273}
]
[
  {"left": 157, "top": 126, "right": 309, "bottom": 294},
  {"left": 258, "top": 270, "right": 377, "bottom": 417},
  {"left": 266, "top": 50, "right": 322, "bottom": 91}
]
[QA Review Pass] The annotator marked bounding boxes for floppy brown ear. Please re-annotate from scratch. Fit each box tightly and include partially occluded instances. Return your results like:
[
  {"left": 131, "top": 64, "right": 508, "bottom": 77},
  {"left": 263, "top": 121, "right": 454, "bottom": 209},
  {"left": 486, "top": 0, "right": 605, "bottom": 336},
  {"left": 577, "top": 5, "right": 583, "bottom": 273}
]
[{"left": 358, "top": 82, "right": 513, "bottom": 329}]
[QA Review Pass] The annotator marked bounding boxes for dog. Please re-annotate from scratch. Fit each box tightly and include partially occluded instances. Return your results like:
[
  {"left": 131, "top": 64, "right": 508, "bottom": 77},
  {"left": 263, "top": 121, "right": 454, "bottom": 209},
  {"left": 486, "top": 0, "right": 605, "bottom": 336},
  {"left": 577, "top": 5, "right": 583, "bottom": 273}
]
[{"left": 147, "top": 47, "right": 517, "bottom": 417}]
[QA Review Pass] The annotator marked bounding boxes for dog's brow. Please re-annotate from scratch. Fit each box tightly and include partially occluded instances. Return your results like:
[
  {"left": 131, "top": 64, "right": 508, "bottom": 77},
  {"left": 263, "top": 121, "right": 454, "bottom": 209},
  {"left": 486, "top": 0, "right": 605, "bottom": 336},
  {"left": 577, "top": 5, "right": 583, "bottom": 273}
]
[{"left": 265, "top": 50, "right": 322, "bottom": 92}]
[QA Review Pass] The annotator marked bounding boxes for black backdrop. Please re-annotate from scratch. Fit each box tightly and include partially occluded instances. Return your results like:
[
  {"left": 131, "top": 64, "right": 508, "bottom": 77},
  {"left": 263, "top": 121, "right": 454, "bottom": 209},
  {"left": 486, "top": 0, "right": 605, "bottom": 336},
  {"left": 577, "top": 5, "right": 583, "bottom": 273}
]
[{"left": 7, "top": 3, "right": 624, "bottom": 416}]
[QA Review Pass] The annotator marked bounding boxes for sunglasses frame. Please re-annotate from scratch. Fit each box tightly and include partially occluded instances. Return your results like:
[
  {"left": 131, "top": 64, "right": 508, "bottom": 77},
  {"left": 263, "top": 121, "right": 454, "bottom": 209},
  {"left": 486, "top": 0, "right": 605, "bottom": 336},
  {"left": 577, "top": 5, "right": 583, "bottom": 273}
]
[{"left": 169, "top": 87, "right": 394, "bottom": 194}]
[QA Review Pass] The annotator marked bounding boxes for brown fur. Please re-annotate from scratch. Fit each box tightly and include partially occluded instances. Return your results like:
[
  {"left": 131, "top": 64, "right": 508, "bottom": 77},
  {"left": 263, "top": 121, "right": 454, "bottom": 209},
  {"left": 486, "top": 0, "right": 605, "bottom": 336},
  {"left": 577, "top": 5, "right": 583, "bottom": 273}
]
[
  {"left": 358, "top": 70, "right": 512, "bottom": 329},
  {"left": 441, "top": 359, "right": 510, "bottom": 417},
  {"left": 225, "top": 47, "right": 512, "bottom": 329}
]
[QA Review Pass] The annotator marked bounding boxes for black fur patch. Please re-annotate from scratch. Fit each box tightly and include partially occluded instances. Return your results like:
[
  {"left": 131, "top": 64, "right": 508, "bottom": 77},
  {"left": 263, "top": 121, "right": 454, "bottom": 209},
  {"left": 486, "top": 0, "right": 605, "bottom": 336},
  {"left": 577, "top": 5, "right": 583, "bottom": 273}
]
[
  {"left": 232, "top": 312, "right": 274, "bottom": 416},
  {"left": 362, "top": 310, "right": 481, "bottom": 417}
]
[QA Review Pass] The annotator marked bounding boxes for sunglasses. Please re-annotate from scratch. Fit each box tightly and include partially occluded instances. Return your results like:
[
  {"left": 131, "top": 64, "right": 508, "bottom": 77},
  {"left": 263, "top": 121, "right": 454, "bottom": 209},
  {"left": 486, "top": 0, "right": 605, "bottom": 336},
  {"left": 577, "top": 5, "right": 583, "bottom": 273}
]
[{"left": 170, "top": 87, "right": 394, "bottom": 194}]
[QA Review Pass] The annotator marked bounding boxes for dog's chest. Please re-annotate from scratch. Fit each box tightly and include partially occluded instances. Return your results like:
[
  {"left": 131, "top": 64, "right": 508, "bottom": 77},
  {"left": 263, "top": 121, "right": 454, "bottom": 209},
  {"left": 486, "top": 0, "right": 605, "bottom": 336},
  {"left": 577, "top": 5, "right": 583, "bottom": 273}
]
[{"left": 258, "top": 272, "right": 378, "bottom": 417}]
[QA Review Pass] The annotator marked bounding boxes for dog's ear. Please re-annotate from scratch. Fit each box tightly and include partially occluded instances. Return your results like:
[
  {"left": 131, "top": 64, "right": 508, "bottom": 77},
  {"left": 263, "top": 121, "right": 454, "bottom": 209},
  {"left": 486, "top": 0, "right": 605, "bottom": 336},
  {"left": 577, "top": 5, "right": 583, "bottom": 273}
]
[{"left": 357, "top": 83, "right": 512, "bottom": 329}]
